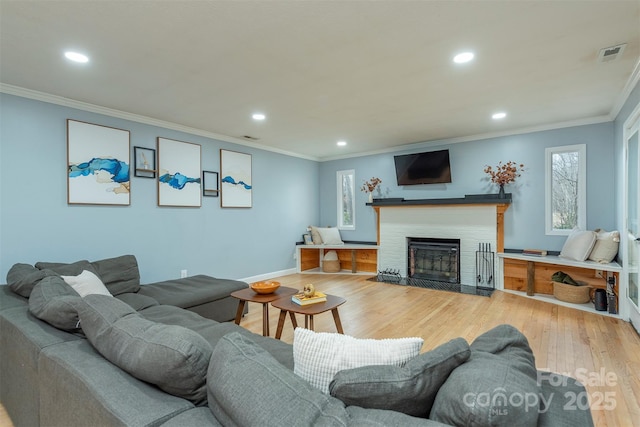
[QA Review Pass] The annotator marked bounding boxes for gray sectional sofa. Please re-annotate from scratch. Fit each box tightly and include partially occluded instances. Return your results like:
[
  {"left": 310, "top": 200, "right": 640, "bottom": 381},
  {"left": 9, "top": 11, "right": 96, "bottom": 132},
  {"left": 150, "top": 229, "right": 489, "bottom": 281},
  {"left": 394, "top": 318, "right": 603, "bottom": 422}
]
[{"left": 0, "top": 255, "right": 594, "bottom": 426}]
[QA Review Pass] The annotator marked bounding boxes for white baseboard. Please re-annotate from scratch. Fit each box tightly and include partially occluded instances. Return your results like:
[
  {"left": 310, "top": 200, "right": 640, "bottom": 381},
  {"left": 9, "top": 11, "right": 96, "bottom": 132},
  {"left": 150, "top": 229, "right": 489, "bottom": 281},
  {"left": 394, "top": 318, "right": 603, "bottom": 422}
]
[{"left": 238, "top": 268, "right": 297, "bottom": 284}]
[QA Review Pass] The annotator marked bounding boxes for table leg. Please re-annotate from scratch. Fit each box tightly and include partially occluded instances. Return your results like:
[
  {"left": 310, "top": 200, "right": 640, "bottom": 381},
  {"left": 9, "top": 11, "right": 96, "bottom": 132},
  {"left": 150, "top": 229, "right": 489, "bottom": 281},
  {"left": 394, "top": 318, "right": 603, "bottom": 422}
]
[
  {"left": 262, "top": 303, "right": 269, "bottom": 337},
  {"left": 308, "top": 315, "right": 314, "bottom": 331},
  {"left": 234, "top": 300, "right": 246, "bottom": 325},
  {"left": 331, "top": 308, "right": 344, "bottom": 334},
  {"left": 275, "top": 310, "right": 287, "bottom": 340},
  {"left": 289, "top": 312, "right": 298, "bottom": 329}
]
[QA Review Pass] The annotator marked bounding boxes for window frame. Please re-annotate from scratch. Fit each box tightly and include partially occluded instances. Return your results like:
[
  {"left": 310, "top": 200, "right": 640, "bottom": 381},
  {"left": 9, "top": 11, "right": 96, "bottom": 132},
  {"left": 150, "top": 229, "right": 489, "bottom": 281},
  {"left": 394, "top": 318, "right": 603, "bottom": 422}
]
[
  {"left": 545, "top": 144, "right": 586, "bottom": 235},
  {"left": 336, "top": 169, "right": 356, "bottom": 230}
]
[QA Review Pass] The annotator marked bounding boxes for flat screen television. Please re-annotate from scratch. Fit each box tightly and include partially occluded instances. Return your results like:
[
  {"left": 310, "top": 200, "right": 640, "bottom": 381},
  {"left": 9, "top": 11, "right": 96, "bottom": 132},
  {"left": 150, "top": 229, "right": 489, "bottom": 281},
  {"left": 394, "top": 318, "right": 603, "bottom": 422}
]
[{"left": 394, "top": 149, "right": 452, "bottom": 185}]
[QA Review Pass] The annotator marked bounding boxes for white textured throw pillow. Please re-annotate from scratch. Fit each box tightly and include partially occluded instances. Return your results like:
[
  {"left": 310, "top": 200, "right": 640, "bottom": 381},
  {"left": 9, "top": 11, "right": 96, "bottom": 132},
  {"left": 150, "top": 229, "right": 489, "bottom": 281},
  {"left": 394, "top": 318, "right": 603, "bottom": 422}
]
[
  {"left": 316, "top": 227, "right": 344, "bottom": 245},
  {"left": 559, "top": 229, "right": 597, "bottom": 262},
  {"left": 61, "top": 269, "right": 112, "bottom": 297},
  {"left": 588, "top": 229, "right": 620, "bottom": 264},
  {"left": 293, "top": 328, "right": 423, "bottom": 393}
]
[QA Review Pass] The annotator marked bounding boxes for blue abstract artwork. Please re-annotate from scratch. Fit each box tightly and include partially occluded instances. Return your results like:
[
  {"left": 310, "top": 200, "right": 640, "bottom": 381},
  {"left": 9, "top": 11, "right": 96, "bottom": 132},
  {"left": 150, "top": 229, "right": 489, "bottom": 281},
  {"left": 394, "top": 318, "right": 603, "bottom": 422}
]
[
  {"left": 220, "top": 149, "right": 252, "bottom": 208},
  {"left": 157, "top": 137, "right": 202, "bottom": 207},
  {"left": 67, "top": 120, "right": 130, "bottom": 205}
]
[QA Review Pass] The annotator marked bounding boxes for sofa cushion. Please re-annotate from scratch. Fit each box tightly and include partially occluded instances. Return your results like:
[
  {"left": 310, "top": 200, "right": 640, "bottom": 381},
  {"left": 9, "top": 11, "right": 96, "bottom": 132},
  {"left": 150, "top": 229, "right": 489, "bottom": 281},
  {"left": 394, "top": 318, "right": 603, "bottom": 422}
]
[
  {"left": 430, "top": 324, "right": 540, "bottom": 427},
  {"left": 138, "top": 275, "right": 247, "bottom": 308},
  {"left": 90, "top": 254, "right": 141, "bottom": 295},
  {"left": 76, "top": 294, "right": 212, "bottom": 404},
  {"left": 6, "top": 263, "right": 49, "bottom": 298},
  {"left": 115, "top": 292, "right": 159, "bottom": 311},
  {"left": 293, "top": 327, "right": 423, "bottom": 394},
  {"left": 559, "top": 229, "right": 597, "bottom": 262},
  {"left": 28, "top": 276, "right": 82, "bottom": 331},
  {"left": 329, "top": 337, "right": 470, "bottom": 418},
  {"left": 61, "top": 270, "right": 112, "bottom": 297},
  {"left": 588, "top": 229, "right": 620, "bottom": 264},
  {"left": 207, "top": 332, "right": 441, "bottom": 427},
  {"left": 35, "top": 259, "right": 97, "bottom": 276}
]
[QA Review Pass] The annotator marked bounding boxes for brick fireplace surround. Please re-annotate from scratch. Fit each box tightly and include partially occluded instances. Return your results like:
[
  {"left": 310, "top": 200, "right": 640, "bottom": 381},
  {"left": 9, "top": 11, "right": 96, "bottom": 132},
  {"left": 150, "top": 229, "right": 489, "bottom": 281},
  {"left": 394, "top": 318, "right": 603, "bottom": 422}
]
[{"left": 370, "top": 196, "right": 510, "bottom": 287}]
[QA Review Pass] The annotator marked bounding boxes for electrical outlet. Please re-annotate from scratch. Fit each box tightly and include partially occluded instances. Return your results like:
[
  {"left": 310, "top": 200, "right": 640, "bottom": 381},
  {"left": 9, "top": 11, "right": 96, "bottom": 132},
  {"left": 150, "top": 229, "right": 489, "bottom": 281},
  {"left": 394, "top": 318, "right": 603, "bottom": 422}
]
[{"left": 181, "top": 269, "right": 188, "bottom": 278}]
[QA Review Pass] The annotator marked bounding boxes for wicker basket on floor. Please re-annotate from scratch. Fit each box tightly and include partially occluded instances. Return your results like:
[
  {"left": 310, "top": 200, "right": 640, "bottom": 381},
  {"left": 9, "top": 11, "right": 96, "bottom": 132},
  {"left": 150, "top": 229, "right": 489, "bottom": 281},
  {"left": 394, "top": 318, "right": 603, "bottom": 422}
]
[
  {"left": 323, "top": 260, "right": 340, "bottom": 273},
  {"left": 552, "top": 281, "right": 591, "bottom": 304}
]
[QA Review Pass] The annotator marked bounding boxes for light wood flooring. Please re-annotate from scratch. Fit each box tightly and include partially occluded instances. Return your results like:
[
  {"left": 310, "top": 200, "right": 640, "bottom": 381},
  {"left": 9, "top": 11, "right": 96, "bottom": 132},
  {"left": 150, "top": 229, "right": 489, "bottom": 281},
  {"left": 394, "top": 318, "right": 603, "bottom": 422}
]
[{"left": 236, "top": 273, "right": 640, "bottom": 427}]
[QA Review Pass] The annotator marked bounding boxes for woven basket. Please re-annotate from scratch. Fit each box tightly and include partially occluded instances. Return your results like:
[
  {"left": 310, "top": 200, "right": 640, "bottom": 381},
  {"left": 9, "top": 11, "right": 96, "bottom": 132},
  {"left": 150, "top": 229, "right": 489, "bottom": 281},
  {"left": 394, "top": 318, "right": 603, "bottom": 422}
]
[
  {"left": 553, "top": 281, "right": 591, "bottom": 304},
  {"left": 322, "top": 260, "right": 340, "bottom": 273}
]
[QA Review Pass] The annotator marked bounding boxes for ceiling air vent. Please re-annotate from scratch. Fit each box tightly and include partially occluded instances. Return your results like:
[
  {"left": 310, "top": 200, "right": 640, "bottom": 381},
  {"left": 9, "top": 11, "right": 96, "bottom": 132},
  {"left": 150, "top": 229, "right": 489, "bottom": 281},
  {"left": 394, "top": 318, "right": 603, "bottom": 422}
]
[{"left": 598, "top": 43, "right": 626, "bottom": 63}]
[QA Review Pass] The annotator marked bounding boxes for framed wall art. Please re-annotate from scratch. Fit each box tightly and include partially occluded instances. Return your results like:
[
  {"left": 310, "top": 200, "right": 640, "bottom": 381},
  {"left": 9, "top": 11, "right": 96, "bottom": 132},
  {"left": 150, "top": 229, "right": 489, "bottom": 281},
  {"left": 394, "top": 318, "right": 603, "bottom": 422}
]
[
  {"left": 220, "top": 149, "right": 252, "bottom": 208},
  {"left": 157, "top": 137, "right": 201, "bottom": 207},
  {"left": 67, "top": 119, "right": 130, "bottom": 205},
  {"left": 202, "top": 171, "right": 219, "bottom": 197},
  {"left": 134, "top": 146, "right": 156, "bottom": 178}
]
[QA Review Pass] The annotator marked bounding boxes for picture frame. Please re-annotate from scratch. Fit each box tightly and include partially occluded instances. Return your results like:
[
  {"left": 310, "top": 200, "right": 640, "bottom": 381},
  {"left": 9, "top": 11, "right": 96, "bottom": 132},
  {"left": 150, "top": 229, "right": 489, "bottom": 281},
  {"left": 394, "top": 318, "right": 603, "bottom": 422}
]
[
  {"left": 303, "top": 234, "right": 313, "bottom": 245},
  {"left": 134, "top": 146, "right": 156, "bottom": 178},
  {"left": 202, "top": 171, "right": 219, "bottom": 197},
  {"left": 157, "top": 137, "right": 201, "bottom": 207},
  {"left": 67, "top": 119, "right": 130, "bottom": 205},
  {"left": 220, "top": 149, "right": 252, "bottom": 208}
]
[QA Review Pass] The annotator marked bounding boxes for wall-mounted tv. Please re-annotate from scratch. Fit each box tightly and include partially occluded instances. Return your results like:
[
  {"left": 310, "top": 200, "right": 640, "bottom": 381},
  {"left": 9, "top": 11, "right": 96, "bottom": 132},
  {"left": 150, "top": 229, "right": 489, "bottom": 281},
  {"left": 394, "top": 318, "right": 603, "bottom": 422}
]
[{"left": 394, "top": 149, "right": 452, "bottom": 185}]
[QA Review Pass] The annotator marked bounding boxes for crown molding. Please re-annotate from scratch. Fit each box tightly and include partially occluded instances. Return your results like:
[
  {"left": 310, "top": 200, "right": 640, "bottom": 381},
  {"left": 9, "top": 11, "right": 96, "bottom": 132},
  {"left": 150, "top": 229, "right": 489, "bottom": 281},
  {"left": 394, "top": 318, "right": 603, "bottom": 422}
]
[
  {"left": 0, "top": 83, "right": 318, "bottom": 162},
  {"left": 320, "top": 115, "right": 612, "bottom": 162},
  {"left": 609, "top": 57, "right": 640, "bottom": 121}
]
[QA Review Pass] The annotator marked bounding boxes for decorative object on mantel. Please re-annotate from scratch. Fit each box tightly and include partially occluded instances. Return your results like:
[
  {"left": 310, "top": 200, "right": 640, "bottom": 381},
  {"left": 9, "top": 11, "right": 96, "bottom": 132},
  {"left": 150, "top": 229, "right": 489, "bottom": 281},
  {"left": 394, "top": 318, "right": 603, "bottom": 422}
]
[
  {"left": 361, "top": 177, "right": 382, "bottom": 203},
  {"left": 484, "top": 161, "right": 525, "bottom": 199}
]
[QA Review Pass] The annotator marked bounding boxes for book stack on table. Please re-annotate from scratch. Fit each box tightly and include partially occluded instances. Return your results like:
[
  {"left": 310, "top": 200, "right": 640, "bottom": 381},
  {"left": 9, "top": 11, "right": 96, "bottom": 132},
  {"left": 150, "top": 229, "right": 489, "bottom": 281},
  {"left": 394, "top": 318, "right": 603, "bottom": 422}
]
[{"left": 292, "top": 291, "right": 327, "bottom": 306}]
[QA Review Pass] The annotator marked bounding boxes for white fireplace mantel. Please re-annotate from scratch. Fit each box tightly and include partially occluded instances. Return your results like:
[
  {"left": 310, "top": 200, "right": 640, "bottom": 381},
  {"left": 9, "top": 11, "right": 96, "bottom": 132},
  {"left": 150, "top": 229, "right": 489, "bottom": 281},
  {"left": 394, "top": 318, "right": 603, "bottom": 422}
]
[{"left": 371, "top": 197, "right": 510, "bottom": 287}]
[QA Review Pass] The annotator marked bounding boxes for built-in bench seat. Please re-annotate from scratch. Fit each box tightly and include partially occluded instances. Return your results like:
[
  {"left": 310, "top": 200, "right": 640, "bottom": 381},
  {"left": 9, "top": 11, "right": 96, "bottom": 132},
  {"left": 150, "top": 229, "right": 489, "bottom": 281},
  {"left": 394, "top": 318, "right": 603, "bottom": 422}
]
[
  {"left": 498, "top": 252, "right": 621, "bottom": 315},
  {"left": 296, "top": 243, "right": 378, "bottom": 274}
]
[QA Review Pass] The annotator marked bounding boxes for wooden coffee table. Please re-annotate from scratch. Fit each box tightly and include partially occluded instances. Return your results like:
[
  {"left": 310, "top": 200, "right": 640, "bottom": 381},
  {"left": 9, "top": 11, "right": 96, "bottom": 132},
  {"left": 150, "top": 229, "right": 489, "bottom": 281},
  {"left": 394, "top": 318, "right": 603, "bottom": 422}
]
[
  {"left": 231, "top": 286, "right": 298, "bottom": 337},
  {"left": 271, "top": 294, "right": 346, "bottom": 339}
]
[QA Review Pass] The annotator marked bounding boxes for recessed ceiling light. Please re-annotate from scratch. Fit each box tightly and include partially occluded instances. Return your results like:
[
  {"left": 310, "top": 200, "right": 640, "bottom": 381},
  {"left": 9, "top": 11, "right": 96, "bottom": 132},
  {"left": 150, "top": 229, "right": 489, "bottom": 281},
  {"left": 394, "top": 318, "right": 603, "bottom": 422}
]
[
  {"left": 64, "top": 51, "right": 89, "bottom": 63},
  {"left": 453, "top": 52, "right": 474, "bottom": 64},
  {"left": 252, "top": 113, "right": 266, "bottom": 121},
  {"left": 337, "top": 141, "right": 347, "bottom": 147},
  {"left": 492, "top": 112, "right": 507, "bottom": 120}
]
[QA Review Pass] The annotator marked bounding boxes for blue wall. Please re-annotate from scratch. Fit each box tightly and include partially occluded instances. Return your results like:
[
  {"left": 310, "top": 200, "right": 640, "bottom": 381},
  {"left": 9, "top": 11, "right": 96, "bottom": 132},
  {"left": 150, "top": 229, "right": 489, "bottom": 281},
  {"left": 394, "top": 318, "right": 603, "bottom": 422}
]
[
  {"left": 320, "top": 122, "right": 617, "bottom": 252},
  {"left": 0, "top": 94, "right": 320, "bottom": 283}
]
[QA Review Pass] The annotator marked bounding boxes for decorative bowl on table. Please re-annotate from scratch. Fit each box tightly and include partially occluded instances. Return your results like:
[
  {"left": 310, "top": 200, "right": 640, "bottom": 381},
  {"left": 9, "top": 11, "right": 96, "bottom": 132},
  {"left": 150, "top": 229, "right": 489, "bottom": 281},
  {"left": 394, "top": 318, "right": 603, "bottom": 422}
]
[{"left": 250, "top": 280, "right": 281, "bottom": 294}]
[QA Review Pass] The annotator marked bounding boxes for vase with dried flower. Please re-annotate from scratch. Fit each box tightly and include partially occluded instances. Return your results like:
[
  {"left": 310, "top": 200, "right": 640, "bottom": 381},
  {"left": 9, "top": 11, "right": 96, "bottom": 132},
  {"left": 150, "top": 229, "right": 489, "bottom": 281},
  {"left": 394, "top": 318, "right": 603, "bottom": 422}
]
[
  {"left": 484, "top": 161, "right": 525, "bottom": 198},
  {"left": 361, "top": 177, "right": 382, "bottom": 203}
]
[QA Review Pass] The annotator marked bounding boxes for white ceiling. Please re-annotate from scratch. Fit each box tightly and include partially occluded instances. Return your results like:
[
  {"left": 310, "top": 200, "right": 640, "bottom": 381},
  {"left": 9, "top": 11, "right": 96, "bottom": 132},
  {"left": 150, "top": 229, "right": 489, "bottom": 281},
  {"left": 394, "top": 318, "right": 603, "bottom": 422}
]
[{"left": 1, "top": 1, "right": 639, "bottom": 161}]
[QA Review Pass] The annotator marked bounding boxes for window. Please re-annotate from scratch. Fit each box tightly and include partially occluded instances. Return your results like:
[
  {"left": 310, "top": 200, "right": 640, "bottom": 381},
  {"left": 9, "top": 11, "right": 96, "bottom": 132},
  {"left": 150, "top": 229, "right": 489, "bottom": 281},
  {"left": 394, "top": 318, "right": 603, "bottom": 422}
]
[
  {"left": 337, "top": 170, "right": 355, "bottom": 230},
  {"left": 545, "top": 144, "right": 586, "bottom": 235}
]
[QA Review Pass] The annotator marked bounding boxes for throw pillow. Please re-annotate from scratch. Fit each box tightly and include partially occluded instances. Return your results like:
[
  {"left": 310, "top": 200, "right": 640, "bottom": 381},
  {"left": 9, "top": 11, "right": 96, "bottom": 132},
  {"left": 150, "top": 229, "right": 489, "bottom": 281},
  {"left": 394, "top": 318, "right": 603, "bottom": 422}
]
[
  {"left": 28, "top": 276, "right": 82, "bottom": 331},
  {"left": 77, "top": 294, "right": 212, "bottom": 405},
  {"left": 588, "top": 229, "right": 620, "bottom": 264},
  {"left": 430, "top": 324, "right": 540, "bottom": 427},
  {"left": 293, "top": 328, "right": 423, "bottom": 394},
  {"left": 316, "top": 227, "right": 344, "bottom": 245},
  {"left": 309, "top": 226, "right": 323, "bottom": 244},
  {"left": 559, "top": 229, "right": 597, "bottom": 262},
  {"left": 329, "top": 337, "right": 470, "bottom": 418},
  {"left": 61, "top": 270, "right": 112, "bottom": 297}
]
